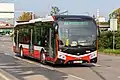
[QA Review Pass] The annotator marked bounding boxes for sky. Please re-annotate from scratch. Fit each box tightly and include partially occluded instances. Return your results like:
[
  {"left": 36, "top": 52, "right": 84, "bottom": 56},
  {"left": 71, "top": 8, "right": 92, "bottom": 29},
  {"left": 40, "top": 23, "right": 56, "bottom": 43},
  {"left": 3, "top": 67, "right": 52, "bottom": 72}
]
[{"left": 1, "top": 0, "right": 120, "bottom": 20}]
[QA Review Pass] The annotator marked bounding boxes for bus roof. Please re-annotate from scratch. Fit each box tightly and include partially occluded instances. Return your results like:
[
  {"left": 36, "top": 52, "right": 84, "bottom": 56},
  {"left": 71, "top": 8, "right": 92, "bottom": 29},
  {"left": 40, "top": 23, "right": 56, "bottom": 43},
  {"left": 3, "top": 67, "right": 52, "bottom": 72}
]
[
  {"left": 15, "top": 16, "right": 54, "bottom": 26},
  {"left": 15, "top": 15, "right": 94, "bottom": 26},
  {"left": 40, "top": 15, "right": 94, "bottom": 22},
  {"left": 54, "top": 15, "right": 94, "bottom": 20},
  {"left": 15, "top": 18, "right": 42, "bottom": 26}
]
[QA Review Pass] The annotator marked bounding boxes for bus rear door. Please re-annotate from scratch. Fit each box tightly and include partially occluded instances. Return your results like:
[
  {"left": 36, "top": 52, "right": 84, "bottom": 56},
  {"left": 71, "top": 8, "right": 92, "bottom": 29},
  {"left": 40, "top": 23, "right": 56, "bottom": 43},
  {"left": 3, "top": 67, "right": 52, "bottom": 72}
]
[{"left": 29, "top": 28, "right": 34, "bottom": 55}]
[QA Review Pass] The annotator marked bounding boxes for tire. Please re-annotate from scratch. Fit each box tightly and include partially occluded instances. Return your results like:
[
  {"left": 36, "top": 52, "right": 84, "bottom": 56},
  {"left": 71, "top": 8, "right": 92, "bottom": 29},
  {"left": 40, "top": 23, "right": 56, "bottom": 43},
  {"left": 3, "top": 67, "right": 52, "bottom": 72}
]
[
  {"left": 92, "top": 57, "right": 97, "bottom": 63},
  {"left": 94, "top": 58, "right": 97, "bottom": 63},
  {"left": 40, "top": 51, "right": 46, "bottom": 64},
  {"left": 20, "top": 48, "right": 24, "bottom": 58}
]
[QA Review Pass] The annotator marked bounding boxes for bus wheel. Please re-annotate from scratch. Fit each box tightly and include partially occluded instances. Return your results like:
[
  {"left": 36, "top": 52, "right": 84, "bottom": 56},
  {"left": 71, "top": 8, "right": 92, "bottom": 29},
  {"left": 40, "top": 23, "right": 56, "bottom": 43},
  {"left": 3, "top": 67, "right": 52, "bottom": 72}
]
[
  {"left": 91, "top": 57, "right": 97, "bottom": 63},
  {"left": 93, "top": 58, "right": 97, "bottom": 63},
  {"left": 20, "top": 48, "right": 24, "bottom": 58},
  {"left": 40, "top": 51, "right": 46, "bottom": 64}
]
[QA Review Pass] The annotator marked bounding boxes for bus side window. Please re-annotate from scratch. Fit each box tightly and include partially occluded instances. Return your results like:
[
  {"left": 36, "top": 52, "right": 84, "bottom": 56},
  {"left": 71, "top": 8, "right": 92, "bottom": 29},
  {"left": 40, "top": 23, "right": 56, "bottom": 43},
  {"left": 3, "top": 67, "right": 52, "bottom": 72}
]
[
  {"left": 23, "top": 29, "right": 29, "bottom": 44},
  {"left": 34, "top": 25, "right": 41, "bottom": 46},
  {"left": 38, "top": 41, "right": 41, "bottom": 45},
  {"left": 37, "top": 36, "right": 41, "bottom": 45}
]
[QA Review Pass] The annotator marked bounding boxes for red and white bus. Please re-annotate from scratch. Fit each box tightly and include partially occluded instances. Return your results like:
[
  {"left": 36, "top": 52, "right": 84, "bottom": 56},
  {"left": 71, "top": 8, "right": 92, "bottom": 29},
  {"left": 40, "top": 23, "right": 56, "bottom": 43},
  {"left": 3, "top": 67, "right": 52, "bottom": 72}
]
[{"left": 13, "top": 15, "right": 99, "bottom": 64}]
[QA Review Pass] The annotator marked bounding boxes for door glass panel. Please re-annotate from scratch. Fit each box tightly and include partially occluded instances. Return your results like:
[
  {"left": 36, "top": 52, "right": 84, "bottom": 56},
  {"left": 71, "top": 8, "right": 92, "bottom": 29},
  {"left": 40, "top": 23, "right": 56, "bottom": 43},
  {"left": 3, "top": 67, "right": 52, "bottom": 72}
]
[
  {"left": 48, "top": 28, "right": 55, "bottom": 58},
  {"left": 29, "top": 29, "right": 34, "bottom": 53}
]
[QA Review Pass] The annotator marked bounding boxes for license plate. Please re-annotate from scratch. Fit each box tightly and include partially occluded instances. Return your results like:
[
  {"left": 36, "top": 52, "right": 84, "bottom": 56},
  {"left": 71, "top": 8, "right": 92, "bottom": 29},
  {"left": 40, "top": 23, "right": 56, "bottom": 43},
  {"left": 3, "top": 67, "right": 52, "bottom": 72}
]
[{"left": 73, "top": 61, "right": 83, "bottom": 63}]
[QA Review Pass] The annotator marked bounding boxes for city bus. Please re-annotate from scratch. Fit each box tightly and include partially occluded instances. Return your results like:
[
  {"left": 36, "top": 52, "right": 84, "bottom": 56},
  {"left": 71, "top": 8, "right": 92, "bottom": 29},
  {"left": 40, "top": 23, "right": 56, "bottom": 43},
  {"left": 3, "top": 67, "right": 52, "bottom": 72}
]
[{"left": 13, "top": 15, "right": 99, "bottom": 64}]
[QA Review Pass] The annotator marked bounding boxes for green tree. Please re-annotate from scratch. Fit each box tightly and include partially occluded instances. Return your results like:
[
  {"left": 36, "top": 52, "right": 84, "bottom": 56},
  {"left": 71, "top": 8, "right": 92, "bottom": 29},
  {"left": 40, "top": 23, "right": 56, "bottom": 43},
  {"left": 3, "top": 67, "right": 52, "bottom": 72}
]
[
  {"left": 50, "top": 6, "right": 60, "bottom": 15},
  {"left": 97, "top": 22, "right": 109, "bottom": 25},
  {"left": 18, "top": 12, "right": 32, "bottom": 21},
  {"left": 109, "top": 8, "right": 120, "bottom": 29}
]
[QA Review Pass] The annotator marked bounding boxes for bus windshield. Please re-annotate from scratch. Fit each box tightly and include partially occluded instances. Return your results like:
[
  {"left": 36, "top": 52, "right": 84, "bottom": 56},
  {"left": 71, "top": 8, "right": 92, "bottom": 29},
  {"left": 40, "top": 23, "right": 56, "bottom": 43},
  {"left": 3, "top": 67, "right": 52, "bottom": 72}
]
[{"left": 58, "top": 20, "right": 97, "bottom": 47}]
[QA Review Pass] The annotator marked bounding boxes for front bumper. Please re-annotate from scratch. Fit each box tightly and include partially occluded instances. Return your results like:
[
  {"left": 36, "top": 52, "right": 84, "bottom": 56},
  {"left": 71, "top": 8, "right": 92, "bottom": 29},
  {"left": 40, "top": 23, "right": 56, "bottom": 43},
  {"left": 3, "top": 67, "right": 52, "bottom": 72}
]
[{"left": 55, "top": 57, "right": 97, "bottom": 64}]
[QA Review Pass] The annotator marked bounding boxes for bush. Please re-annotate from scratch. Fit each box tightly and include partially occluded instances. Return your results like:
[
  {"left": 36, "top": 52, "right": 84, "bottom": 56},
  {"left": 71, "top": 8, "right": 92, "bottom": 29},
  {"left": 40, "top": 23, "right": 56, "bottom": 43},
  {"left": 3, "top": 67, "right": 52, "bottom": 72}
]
[
  {"left": 98, "top": 31, "right": 120, "bottom": 49},
  {"left": 101, "top": 49, "right": 120, "bottom": 54},
  {"left": 97, "top": 22, "right": 109, "bottom": 25}
]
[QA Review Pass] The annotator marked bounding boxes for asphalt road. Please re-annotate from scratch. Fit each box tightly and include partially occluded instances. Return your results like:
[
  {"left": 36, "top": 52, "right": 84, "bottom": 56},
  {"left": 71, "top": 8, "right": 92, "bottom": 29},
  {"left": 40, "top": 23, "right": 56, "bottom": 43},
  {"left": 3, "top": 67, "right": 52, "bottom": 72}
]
[{"left": 0, "top": 36, "right": 120, "bottom": 80}]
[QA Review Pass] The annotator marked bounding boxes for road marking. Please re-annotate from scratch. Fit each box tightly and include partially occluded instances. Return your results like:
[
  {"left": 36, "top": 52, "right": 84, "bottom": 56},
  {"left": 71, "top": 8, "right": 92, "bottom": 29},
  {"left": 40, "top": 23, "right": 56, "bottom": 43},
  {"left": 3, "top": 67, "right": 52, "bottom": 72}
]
[
  {"left": 0, "top": 68, "right": 18, "bottom": 80},
  {"left": 118, "top": 76, "right": 120, "bottom": 79},
  {"left": 0, "top": 72, "right": 10, "bottom": 80},
  {"left": 13, "top": 55, "right": 86, "bottom": 80},
  {"left": 92, "top": 63, "right": 101, "bottom": 67},
  {"left": 69, "top": 74, "right": 85, "bottom": 80},
  {"left": 13, "top": 56, "right": 54, "bottom": 70},
  {"left": 4, "top": 53, "right": 14, "bottom": 56}
]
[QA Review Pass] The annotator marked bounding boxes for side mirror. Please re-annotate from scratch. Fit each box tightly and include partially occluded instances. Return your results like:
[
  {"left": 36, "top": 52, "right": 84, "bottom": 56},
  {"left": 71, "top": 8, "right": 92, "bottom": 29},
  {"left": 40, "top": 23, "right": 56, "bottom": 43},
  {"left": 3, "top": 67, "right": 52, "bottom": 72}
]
[
  {"left": 55, "top": 25, "right": 58, "bottom": 33},
  {"left": 53, "top": 22, "right": 59, "bottom": 33}
]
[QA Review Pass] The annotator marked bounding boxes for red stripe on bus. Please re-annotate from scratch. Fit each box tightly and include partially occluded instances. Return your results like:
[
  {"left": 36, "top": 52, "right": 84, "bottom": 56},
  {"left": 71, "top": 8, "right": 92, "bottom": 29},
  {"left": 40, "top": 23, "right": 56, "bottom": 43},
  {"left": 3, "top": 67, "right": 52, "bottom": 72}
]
[
  {"left": 64, "top": 55, "right": 90, "bottom": 64},
  {"left": 33, "top": 50, "right": 40, "bottom": 59},
  {"left": 46, "top": 57, "right": 54, "bottom": 61},
  {"left": 54, "top": 34, "right": 59, "bottom": 62},
  {"left": 52, "top": 16, "right": 56, "bottom": 21},
  {"left": 13, "top": 46, "right": 19, "bottom": 53},
  {"left": 23, "top": 48, "right": 29, "bottom": 56}
]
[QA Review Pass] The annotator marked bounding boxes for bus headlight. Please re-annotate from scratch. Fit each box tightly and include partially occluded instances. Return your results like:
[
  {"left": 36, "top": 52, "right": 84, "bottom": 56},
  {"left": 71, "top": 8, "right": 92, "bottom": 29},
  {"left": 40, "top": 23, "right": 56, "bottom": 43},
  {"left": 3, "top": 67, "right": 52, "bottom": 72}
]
[
  {"left": 58, "top": 54, "right": 66, "bottom": 60},
  {"left": 71, "top": 41, "right": 77, "bottom": 47},
  {"left": 90, "top": 51, "right": 97, "bottom": 59}
]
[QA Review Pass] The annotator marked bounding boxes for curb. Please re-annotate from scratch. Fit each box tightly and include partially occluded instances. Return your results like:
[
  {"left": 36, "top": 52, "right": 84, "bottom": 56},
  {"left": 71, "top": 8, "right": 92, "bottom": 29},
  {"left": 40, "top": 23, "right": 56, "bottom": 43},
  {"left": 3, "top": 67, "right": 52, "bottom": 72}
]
[
  {"left": 99, "top": 52, "right": 120, "bottom": 56},
  {"left": 0, "top": 68, "right": 19, "bottom": 80}
]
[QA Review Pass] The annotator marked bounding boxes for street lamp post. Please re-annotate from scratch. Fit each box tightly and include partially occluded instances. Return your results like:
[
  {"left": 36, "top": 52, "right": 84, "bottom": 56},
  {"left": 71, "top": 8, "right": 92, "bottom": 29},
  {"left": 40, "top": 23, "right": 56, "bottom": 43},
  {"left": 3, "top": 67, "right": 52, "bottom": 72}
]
[{"left": 111, "top": 14, "right": 117, "bottom": 50}]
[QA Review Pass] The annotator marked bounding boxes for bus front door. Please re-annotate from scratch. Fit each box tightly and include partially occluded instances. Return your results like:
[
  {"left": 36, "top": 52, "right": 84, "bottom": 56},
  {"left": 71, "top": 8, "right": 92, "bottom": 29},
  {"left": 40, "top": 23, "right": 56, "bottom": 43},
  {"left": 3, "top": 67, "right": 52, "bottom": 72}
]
[{"left": 48, "top": 28, "right": 55, "bottom": 61}]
